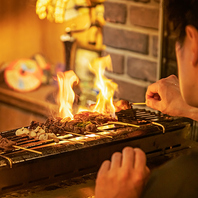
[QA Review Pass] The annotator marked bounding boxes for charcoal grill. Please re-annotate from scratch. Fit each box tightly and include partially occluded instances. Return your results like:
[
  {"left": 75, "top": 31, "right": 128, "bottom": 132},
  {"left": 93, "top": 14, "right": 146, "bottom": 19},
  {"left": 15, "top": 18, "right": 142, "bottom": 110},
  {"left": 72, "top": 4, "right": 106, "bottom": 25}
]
[{"left": 0, "top": 108, "right": 195, "bottom": 195}]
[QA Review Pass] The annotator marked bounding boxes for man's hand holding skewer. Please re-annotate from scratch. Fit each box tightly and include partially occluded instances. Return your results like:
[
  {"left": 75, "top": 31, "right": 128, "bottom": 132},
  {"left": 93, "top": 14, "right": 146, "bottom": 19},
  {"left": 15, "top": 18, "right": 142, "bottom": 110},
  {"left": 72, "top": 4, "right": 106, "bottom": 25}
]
[{"left": 145, "top": 75, "right": 193, "bottom": 117}]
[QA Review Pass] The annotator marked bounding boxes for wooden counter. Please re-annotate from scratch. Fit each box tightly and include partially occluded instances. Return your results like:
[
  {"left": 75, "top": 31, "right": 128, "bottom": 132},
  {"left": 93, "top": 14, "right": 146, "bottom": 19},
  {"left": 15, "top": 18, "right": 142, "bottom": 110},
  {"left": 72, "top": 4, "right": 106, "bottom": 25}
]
[{"left": 0, "top": 83, "right": 58, "bottom": 132}]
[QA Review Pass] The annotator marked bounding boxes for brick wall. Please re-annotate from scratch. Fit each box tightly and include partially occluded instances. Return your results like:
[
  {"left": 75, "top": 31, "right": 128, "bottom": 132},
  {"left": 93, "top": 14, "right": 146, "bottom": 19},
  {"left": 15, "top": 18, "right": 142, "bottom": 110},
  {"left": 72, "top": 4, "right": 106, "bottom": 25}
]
[{"left": 102, "top": 0, "right": 161, "bottom": 102}]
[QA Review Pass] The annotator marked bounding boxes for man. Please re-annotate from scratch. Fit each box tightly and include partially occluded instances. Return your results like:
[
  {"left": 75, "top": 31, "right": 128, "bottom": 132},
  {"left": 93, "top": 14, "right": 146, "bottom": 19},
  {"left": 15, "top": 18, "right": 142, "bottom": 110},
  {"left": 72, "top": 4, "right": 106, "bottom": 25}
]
[{"left": 95, "top": 0, "right": 198, "bottom": 197}]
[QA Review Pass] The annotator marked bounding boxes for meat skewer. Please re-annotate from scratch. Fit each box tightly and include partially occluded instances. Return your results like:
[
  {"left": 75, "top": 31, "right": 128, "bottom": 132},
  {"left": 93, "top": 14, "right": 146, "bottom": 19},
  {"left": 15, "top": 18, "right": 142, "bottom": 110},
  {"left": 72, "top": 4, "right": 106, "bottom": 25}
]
[
  {"left": 16, "top": 127, "right": 59, "bottom": 143},
  {"left": 14, "top": 103, "right": 137, "bottom": 146},
  {"left": 0, "top": 135, "right": 42, "bottom": 155},
  {"left": 0, "top": 135, "right": 16, "bottom": 152}
]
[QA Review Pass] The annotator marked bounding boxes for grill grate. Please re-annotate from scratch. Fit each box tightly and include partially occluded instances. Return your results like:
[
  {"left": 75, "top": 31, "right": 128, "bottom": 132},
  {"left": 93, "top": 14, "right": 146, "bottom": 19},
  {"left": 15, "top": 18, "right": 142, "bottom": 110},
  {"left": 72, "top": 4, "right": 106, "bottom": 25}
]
[
  {"left": 116, "top": 108, "right": 174, "bottom": 124},
  {"left": 0, "top": 109, "right": 174, "bottom": 157},
  {"left": 0, "top": 108, "right": 193, "bottom": 195}
]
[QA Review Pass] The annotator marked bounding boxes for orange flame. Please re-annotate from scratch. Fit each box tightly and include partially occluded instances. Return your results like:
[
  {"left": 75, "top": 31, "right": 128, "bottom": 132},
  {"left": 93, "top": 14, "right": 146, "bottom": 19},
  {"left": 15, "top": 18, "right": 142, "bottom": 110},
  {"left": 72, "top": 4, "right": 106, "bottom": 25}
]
[
  {"left": 57, "top": 70, "right": 79, "bottom": 119},
  {"left": 89, "top": 55, "right": 117, "bottom": 116}
]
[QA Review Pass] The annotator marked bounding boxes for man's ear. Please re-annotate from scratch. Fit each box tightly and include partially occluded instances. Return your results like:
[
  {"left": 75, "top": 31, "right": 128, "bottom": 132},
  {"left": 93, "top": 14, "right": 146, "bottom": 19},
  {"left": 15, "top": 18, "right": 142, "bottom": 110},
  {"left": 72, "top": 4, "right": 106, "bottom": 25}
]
[{"left": 186, "top": 25, "right": 198, "bottom": 66}]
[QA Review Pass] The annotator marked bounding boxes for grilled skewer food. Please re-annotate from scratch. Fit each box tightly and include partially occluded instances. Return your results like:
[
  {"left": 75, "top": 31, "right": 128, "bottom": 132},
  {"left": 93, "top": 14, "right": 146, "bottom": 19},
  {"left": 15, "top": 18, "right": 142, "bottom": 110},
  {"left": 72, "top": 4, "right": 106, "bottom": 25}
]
[
  {"left": 0, "top": 135, "right": 42, "bottom": 155},
  {"left": 16, "top": 126, "right": 59, "bottom": 143},
  {"left": 27, "top": 111, "right": 117, "bottom": 136},
  {"left": 0, "top": 135, "right": 16, "bottom": 151},
  {"left": 15, "top": 100, "right": 136, "bottom": 141}
]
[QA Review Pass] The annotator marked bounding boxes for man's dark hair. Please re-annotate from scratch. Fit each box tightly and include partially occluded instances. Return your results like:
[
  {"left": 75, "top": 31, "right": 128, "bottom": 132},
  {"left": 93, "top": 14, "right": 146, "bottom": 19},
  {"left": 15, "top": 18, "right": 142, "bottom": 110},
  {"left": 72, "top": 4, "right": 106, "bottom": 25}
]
[{"left": 166, "top": 0, "right": 198, "bottom": 45}]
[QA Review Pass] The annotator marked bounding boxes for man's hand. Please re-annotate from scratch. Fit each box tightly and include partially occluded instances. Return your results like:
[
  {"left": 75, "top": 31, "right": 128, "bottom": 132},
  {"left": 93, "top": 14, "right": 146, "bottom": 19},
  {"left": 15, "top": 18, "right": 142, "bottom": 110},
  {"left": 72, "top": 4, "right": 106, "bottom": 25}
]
[
  {"left": 95, "top": 147, "right": 150, "bottom": 198},
  {"left": 146, "top": 75, "right": 191, "bottom": 117}
]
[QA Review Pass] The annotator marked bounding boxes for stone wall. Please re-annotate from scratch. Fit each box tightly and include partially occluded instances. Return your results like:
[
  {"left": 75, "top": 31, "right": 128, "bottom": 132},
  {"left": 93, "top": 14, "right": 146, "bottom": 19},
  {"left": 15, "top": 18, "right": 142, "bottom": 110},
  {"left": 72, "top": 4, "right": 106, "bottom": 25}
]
[{"left": 102, "top": 0, "right": 161, "bottom": 102}]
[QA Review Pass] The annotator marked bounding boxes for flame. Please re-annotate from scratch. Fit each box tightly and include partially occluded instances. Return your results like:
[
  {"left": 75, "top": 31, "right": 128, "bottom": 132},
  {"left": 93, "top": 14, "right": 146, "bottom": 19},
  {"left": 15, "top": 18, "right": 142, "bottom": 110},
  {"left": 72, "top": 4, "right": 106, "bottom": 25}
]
[
  {"left": 57, "top": 55, "right": 117, "bottom": 119},
  {"left": 89, "top": 55, "right": 117, "bottom": 116},
  {"left": 57, "top": 70, "right": 79, "bottom": 119}
]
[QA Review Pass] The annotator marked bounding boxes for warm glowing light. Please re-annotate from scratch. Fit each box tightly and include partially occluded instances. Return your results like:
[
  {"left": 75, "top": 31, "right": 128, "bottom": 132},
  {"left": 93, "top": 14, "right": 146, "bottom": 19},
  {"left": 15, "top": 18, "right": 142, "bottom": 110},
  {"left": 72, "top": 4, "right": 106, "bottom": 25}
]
[
  {"left": 36, "top": 0, "right": 89, "bottom": 23},
  {"left": 57, "top": 70, "right": 79, "bottom": 119},
  {"left": 36, "top": 0, "right": 69, "bottom": 23},
  {"left": 89, "top": 55, "right": 117, "bottom": 116},
  {"left": 57, "top": 56, "right": 117, "bottom": 119},
  {"left": 77, "top": 107, "right": 89, "bottom": 113}
]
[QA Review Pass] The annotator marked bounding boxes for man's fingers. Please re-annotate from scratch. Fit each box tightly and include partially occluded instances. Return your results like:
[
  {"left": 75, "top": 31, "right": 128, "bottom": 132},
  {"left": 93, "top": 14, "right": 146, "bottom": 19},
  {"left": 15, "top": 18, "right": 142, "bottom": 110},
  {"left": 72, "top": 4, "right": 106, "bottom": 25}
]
[
  {"left": 146, "top": 98, "right": 162, "bottom": 111},
  {"left": 153, "top": 93, "right": 161, "bottom": 100},
  {"left": 134, "top": 148, "right": 147, "bottom": 171},
  {"left": 122, "top": 147, "right": 135, "bottom": 169},
  {"left": 97, "top": 160, "right": 111, "bottom": 177},
  {"left": 110, "top": 152, "right": 122, "bottom": 170},
  {"left": 146, "top": 82, "right": 159, "bottom": 100}
]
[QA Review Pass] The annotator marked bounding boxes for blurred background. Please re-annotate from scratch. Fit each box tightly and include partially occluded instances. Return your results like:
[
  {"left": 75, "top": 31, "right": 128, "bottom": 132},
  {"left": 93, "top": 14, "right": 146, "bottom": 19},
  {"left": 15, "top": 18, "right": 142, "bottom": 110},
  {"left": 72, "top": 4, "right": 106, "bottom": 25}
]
[{"left": 0, "top": 0, "right": 179, "bottom": 133}]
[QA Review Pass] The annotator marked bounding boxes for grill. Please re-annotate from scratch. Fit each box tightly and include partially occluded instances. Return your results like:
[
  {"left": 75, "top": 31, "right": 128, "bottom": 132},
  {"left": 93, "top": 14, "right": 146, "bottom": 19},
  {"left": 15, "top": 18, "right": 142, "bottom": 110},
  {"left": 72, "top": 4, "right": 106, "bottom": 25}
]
[{"left": 0, "top": 108, "right": 194, "bottom": 195}]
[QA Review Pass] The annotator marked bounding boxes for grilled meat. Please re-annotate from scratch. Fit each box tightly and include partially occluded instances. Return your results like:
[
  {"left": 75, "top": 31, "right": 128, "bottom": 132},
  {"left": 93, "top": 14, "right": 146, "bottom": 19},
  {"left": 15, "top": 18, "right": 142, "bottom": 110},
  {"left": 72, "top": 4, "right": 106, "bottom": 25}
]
[
  {"left": 114, "top": 100, "right": 132, "bottom": 112},
  {"left": 16, "top": 127, "right": 29, "bottom": 136},
  {"left": 73, "top": 111, "right": 117, "bottom": 125},
  {"left": 16, "top": 126, "right": 59, "bottom": 143},
  {"left": 16, "top": 102, "right": 132, "bottom": 141},
  {"left": 116, "top": 108, "right": 136, "bottom": 123},
  {"left": 0, "top": 135, "right": 16, "bottom": 151},
  {"left": 27, "top": 111, "right": 117, "bottom": 136}
]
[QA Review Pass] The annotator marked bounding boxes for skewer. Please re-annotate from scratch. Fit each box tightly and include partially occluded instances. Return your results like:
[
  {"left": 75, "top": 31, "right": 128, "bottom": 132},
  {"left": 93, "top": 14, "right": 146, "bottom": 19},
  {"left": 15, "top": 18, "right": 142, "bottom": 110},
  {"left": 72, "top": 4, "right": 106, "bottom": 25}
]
[
  {"left": 107, "top": 121, "right": 140, "bottom": 128},
  {"left": 0, "top": 154, "right": 13, "bottom": 168},
  {"left": 57, "top": 136, "right": 84, "bottom": 145},
  {"left": 97, "top": 124, "right": 115, "bottom": 130},
  {"left": 151, "top": 122, "right": 165, "bottom": 133},
  {"left": 63, "top": 131, "right": 89, "bottom": 142},
  {"left": 85, "top": 131, "right": 113, "bottom": 139},
  {"left": 63, "top": 131, "right": 85, "bottom": 137},
  {"left": 132, "top": 102, "right": 146, "bottom": 105},
  {"left": 67, "top": 139, "right": 84, "bottom": 145},
  {"left": 97, "top": 128, "right": 117, "bottom": 134},
  {"left": 13, "top": 145, "right": 42, "bottom": 155}
]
